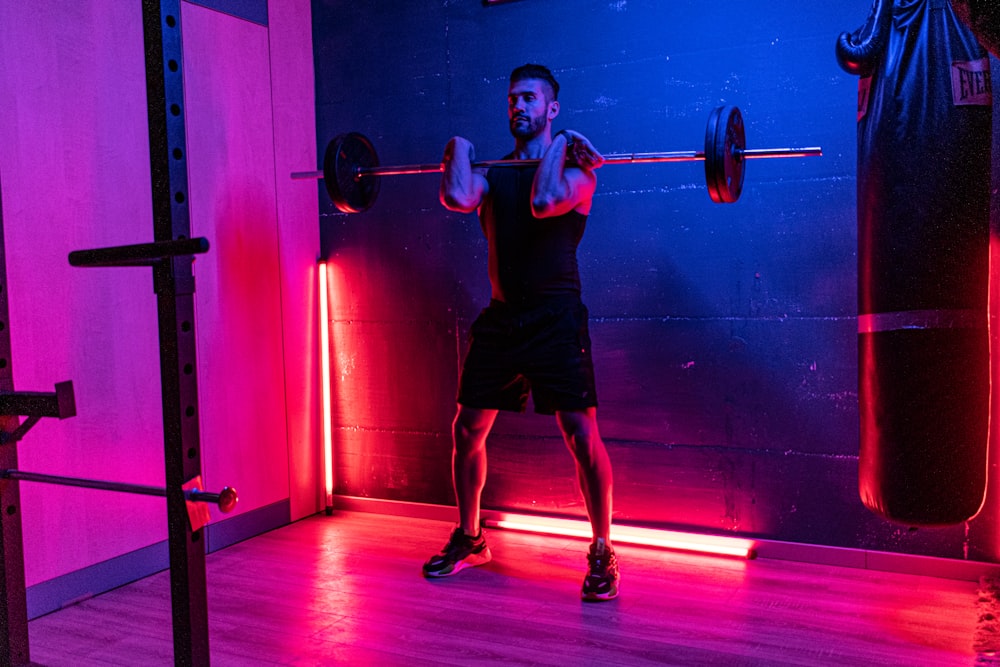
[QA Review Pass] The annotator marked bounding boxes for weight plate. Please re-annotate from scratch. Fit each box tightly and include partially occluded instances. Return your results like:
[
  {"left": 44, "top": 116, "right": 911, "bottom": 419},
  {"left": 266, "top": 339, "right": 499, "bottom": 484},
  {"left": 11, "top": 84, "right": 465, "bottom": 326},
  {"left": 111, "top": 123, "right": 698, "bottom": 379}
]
[
  {"left": 323, "top": 132, "right": 380, "bottom": 213},
  {"left": 704, "top": 107, "right": 723, "bottom": 203},
  {"left": 704, "top": 105, "right": 746, "bottom": 204}
]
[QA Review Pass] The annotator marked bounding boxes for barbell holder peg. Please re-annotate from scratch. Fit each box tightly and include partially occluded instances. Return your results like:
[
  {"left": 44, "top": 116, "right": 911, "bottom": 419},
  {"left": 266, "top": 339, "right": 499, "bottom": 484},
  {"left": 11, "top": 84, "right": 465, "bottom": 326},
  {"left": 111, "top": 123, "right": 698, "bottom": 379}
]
[
  {"left": 292, "top": 105, "right": 822, "bottom": 212},
  {"left": 68, "top": 237, "right": 210, "bottom": 268},
  {"left": 0, "top": 469, "right": 239, "bottom": 513}
]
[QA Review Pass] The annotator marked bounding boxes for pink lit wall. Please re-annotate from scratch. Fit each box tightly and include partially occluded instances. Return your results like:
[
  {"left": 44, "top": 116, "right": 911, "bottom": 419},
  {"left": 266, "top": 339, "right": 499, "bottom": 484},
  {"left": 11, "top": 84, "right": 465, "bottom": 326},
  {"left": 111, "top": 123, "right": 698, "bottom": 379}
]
[
  {"left": 266, "top": 1, "right": 324, "bottom": 521},
  {"left": 0, "top": 1, "right": 165, "bottom": 586},
  {"left": 181, "top": 0, "right": 322, "bottom": 523},
  {"left": 0, "top": 0, "right": 319, "bottom": 592}
]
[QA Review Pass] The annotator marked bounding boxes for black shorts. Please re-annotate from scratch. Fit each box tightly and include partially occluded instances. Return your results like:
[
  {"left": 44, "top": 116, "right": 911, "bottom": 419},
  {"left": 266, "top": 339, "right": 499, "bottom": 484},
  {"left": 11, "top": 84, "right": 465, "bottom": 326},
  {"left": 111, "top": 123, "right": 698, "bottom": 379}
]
[{"left": 457, "top": 297, "right": 598, "bottom": 415}]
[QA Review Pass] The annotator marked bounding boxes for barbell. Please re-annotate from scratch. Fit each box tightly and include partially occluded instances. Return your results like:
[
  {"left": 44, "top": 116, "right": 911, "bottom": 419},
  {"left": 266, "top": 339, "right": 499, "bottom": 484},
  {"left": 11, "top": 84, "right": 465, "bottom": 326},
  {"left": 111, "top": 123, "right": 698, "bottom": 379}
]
[
  {"left": 292, "top": 105, "right": 822, "bottom": 213},
  {"left": 1, "top": 469, "right": 239, "bottom": 513}
]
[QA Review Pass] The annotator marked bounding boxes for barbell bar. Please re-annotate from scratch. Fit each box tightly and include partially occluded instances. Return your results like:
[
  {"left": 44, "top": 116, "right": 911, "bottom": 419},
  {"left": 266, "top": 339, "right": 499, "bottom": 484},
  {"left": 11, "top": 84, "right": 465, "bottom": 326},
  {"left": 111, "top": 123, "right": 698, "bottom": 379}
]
[
  {"left": 292, "top": 105, "right": 823, "bottom": 213},
  {"left": 1, "top": 469, "right": 239, "bottom": 513}
]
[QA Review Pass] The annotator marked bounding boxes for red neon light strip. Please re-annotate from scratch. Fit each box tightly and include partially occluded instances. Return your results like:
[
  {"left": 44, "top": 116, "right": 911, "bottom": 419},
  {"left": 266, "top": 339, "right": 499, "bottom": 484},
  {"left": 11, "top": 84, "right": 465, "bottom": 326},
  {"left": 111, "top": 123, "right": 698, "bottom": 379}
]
[
  {"left": 319, "top": 262, "right": 334, "bottom": 513},
  {"left": 485, "top": 514, "right": 756, "bottom": 559}
]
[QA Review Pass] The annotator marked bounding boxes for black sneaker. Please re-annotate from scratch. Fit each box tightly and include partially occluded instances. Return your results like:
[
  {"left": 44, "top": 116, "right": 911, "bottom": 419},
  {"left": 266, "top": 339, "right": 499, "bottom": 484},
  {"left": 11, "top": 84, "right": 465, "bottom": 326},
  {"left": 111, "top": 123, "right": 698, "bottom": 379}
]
[
  {"left": 581, "top": 538, "right": 620, "bottom": 601},
  {"left": 422, "top": 527, "right": 492, "bottom": 578}
]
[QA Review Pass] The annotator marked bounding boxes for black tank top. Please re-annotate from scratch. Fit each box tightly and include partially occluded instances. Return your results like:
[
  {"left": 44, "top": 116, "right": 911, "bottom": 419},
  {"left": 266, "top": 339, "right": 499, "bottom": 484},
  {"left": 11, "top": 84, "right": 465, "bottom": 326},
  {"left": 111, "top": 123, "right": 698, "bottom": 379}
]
[{"left": 480, "top": 163, "right": 587, "bottom": 308}]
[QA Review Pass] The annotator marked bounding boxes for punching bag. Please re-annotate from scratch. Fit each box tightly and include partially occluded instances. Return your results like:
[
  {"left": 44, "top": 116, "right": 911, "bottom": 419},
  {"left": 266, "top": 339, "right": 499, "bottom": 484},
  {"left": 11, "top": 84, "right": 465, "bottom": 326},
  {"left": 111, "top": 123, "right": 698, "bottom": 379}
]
[{"left": 837, "top": 0, "right": 993, "bottom": 526}]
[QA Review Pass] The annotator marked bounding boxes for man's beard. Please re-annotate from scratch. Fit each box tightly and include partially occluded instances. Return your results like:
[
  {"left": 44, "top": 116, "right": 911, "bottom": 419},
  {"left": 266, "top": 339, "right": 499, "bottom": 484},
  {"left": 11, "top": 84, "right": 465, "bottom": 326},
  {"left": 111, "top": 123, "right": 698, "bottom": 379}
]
[{"left": 509, "top": 113, "right": 545, "bottom": 139}]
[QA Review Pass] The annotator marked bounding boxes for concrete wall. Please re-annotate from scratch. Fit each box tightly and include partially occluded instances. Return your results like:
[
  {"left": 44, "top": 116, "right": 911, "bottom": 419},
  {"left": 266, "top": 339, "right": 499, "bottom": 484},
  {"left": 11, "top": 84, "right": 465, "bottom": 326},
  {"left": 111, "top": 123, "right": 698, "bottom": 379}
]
[{"left": 314, "top": 0, "right": 1000, "bottom": 561}]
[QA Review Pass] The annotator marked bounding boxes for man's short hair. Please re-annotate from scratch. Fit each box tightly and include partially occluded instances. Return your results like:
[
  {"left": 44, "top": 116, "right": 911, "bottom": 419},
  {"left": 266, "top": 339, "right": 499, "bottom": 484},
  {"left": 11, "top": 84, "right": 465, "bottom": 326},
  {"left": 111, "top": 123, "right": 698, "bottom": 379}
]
[{"left": 510, "top": 63, "right": 560, "bottom": 101}]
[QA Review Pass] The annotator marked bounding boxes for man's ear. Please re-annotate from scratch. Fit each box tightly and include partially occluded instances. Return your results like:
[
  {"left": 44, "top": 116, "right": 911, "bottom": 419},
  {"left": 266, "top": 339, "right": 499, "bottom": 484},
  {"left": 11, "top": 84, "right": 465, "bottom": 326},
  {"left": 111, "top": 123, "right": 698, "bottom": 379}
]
[{"left": 548, "top": 100, "right": 560, "bottom": 120}]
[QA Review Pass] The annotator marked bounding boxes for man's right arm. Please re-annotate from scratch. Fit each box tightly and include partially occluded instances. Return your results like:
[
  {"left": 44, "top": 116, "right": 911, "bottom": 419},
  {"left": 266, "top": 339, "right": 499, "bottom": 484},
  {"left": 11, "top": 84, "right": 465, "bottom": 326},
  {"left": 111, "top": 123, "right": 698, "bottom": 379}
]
[{"left": 440, "top": 136, "right": 488, "bottom": 213}]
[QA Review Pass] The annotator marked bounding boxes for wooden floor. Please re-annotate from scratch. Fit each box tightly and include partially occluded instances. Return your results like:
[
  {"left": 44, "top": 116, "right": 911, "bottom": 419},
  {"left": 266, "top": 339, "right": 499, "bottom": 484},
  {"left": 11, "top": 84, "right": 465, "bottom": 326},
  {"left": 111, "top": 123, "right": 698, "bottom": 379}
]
[{"left": 26, "top": 511, "right": 994, "bottom": 666}]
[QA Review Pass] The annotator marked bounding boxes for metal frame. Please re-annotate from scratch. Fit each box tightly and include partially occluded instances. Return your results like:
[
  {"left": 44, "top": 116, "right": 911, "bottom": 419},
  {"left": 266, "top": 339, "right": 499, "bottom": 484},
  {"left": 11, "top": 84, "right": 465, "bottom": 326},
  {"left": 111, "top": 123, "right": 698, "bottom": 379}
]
[
  {"left": 0, "top": 2, "right": 214, "bottom": 665},
  {"left": 0, "top": 166, "right": 29, "bottom": 667},
  {"left": 141, "top": 2, "right": 211, "bottom": 662}
]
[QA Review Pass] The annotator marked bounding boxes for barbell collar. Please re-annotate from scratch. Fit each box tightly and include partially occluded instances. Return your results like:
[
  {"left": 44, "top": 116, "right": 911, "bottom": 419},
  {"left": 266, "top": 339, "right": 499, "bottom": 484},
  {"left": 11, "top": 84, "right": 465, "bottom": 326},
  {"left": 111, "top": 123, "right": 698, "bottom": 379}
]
[{"left": 0, "top": 469, "right": 239, "bottom": 513}]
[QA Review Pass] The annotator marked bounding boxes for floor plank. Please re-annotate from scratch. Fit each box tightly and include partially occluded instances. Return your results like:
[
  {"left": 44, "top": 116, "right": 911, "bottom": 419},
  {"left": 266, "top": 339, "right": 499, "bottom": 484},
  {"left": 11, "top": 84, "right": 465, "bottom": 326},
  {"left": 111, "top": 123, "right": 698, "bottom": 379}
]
[{"left": 27, "top": 511, "right": 987, "bottom": 666}]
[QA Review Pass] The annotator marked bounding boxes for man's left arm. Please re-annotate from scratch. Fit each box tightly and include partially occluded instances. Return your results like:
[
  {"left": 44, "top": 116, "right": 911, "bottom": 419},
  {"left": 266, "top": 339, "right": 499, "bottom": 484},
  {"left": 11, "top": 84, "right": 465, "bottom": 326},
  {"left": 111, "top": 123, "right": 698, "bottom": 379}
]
[{"left": 531, "top": 130, "right": 603, "bottom": 218}]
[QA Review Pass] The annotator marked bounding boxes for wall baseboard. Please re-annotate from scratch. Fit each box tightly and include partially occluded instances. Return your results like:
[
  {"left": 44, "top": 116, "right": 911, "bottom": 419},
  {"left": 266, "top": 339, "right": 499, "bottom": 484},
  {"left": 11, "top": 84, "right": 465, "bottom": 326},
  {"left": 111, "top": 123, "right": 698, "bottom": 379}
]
[
  {"left": 27, "top": 499, "right": 290, "bottom": 620},
  {"left": 206, "top": 499, "right": 290, "bottom": 554},
  {"left": 332, "top": 495, "right": 1000, "bottom": 583}
]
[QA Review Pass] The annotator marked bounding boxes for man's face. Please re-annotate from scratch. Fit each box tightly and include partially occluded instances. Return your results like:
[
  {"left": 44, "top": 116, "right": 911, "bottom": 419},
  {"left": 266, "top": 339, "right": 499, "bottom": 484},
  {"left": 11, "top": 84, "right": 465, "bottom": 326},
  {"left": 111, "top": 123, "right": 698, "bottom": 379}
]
[{"left": 507, "top": 78, "right": 558, "bottom": 139}]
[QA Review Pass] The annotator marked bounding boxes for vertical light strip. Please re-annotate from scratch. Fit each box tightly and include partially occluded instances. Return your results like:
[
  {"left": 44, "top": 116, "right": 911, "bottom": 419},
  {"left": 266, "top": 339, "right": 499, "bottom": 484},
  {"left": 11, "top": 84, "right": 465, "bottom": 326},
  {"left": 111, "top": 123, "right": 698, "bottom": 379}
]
[
  {"left": 986, "top": 236, "right": 998, "bottom": 536},
  {"left": 484, "top": 514, "right": 756, "bottom": 559},
  {"left": 319, "top": 262, "right": 334, "bottom": 515}
]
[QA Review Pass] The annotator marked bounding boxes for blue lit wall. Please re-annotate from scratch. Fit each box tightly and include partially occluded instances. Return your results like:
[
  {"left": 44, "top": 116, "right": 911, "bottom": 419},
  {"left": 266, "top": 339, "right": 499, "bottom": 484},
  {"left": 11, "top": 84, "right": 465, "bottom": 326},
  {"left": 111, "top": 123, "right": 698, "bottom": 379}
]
[{"left": 312, "top": 0, "right": 997, "bottom": 559}]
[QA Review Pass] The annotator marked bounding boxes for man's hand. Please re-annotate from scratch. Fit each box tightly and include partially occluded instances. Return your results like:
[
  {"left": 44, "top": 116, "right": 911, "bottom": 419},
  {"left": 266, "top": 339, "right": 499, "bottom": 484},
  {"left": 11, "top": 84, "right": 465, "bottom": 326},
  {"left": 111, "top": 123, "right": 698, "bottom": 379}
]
[
  {"left": 443, "top": 136, "right": 475, "bottom": 165},
  {"left": 562, "top": 130, "right": 604, "bottom": 170},
  {"left": 440, "top": 136, "right": 487, "bottom": 213}
]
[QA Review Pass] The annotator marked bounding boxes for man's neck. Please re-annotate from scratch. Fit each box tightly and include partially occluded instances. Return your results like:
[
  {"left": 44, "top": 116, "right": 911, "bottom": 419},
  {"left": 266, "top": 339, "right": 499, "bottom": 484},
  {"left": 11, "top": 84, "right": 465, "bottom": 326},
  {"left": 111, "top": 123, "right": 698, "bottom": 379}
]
[{"left": 513, "top": 132, "right": 552, "bottom": 160}]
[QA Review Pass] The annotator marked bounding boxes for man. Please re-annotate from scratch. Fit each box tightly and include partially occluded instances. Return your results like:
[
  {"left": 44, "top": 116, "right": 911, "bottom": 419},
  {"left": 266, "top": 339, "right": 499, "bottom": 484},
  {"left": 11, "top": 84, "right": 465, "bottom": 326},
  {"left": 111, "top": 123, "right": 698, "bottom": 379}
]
[{"left": 423, "top": 64, "right": 618, "bottom": 602}]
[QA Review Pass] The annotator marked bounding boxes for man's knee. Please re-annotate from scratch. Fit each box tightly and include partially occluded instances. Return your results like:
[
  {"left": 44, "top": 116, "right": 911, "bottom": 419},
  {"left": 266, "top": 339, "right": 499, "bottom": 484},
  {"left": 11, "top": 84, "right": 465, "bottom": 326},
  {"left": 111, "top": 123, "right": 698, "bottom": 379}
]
[
  {"left": 557, "top": 410, "right": 603, "bottom": 463},
  {"left": 557, "top": 408, "right": 596, "bottom": 435},
  {"left": 453, "top": 406, "right": 495, "bottom": 452},
  {"left": 568, "top": 432, "right": 601, "bottom": 465}
]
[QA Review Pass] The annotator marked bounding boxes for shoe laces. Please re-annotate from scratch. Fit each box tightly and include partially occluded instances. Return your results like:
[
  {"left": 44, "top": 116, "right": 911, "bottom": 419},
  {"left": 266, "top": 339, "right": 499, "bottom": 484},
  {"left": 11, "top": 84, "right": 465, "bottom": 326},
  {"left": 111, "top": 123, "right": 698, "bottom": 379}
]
[{"left": 587, "top": 538, "right": 615, "bottom": 576}]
